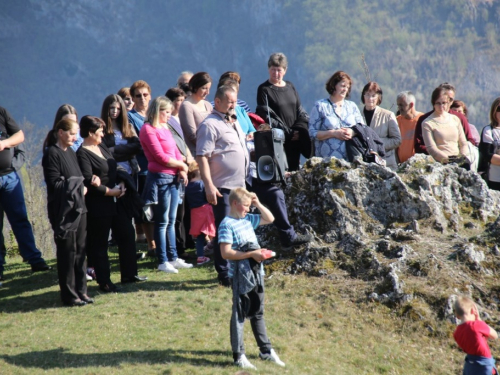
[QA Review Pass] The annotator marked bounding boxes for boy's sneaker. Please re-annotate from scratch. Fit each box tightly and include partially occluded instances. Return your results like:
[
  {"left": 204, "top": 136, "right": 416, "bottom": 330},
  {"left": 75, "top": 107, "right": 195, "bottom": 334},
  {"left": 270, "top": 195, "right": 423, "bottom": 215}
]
[
  {"left": 158, "top": 262, "right": 178, "bottom": 274},
  {"left": 235, "top": 354, "right": 257, "bottom": 370},
  {"left": 197, "top": 256, "right": 211, "bottom": 265},
  {"left": 259, "top": 349, "right": 285, "bottom": 367},
  {"left": 169, "top": 258, "right": 193, "bottom": 269}
]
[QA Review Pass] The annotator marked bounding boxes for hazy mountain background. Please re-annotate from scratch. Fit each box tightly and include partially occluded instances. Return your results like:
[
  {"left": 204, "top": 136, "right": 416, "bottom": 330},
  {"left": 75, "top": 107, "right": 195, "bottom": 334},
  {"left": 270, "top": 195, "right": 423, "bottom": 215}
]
[{"left": 1, "top": 0, "right": 500, "bottom": 133}]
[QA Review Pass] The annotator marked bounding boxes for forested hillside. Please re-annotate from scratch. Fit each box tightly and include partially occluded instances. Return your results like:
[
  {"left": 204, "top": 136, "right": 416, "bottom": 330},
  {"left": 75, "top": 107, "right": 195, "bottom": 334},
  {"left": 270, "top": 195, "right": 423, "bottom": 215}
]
[{"left": 1, "top": 0, "right": 499, "bottom": 130}]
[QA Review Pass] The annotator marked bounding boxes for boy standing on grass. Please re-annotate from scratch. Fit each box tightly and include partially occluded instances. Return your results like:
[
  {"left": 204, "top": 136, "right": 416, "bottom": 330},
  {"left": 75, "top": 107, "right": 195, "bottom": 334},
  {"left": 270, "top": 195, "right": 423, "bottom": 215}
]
[
  {"left": 454, "top": 296, "right": 498, "bottom": 375},
  {"left": 219, "top": 187, "right": 285, "bottom": 370}
]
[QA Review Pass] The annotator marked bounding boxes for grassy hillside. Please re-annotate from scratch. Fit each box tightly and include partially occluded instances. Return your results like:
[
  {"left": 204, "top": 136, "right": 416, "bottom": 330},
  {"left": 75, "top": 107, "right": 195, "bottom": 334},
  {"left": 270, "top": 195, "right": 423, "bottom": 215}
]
[{"left": 0, "top": 247, "right": 474, "bottom": 374}]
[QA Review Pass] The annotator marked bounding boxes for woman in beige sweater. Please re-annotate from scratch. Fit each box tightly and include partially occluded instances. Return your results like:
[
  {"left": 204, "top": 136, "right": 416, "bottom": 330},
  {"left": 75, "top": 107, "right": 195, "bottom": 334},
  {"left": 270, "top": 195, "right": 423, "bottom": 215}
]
[
  {"left": 422, "top": 87, "right": 469, "bottom": 164},
  {"left": 178, "top": 72, "right": 213, "bottom": 155},
  {"left": 361, "top": 82, "right": 401, "bottom": 169}
]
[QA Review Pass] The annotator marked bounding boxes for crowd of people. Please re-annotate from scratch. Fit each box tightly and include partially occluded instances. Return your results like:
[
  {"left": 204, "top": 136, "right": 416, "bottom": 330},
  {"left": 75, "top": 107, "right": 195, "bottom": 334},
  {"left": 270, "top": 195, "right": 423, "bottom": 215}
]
[{"left": 2, "top": 51, "right": 500, "bottom": 371}]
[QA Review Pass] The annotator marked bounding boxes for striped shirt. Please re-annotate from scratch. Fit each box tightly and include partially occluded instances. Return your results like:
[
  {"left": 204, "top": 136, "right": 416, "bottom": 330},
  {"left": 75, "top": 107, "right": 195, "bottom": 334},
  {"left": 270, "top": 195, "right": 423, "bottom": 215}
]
[{"left": 218, "top": 213, "right": 260, "bottom": 278}]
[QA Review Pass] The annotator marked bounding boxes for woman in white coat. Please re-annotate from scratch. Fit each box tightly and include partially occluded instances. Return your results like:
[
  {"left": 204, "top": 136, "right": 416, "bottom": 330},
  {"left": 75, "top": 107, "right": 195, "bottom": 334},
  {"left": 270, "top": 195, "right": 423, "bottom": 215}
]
[{"left": 361, "top": 82, "right": 401, "bottom": 169}]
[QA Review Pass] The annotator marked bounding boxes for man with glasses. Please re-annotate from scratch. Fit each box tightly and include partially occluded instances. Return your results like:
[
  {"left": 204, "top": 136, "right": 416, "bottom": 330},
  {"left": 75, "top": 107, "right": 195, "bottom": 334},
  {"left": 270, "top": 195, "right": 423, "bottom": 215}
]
[
  {"left": 414, "top": 83, "right": 476, "bottom": 154},
  {"left": 396, "top": 91, "right": 423, "bottom": 163}
]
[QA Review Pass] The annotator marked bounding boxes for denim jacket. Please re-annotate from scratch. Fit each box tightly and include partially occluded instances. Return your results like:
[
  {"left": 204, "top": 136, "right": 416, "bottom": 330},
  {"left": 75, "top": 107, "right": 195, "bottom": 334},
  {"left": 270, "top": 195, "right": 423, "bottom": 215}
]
[
  {"left": 463, "top": 354, "right": 497, "bottom": 375},
  {"left": 141, "top": 171, "right": 177, "bottom": 206}
]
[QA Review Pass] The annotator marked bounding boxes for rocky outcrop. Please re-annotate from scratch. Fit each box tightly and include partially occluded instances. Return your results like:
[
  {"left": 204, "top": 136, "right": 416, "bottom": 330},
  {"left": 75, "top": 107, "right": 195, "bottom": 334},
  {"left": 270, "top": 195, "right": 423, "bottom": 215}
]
[{"left": 269, "top": 154, "right": 500, "bottom": 327}]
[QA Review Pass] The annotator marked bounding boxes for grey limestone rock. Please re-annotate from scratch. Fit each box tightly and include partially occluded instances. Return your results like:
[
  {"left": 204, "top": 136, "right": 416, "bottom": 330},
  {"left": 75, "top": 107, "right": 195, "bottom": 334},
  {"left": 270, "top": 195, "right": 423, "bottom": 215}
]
[{"left": 451, "top": 243, "right": 485, "bottom": 270}]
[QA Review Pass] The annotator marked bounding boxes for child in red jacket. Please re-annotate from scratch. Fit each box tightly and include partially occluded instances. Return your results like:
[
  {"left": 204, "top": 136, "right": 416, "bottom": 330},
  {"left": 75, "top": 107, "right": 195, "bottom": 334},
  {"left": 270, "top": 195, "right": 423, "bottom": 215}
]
[{"left": 453, "top": 296, "right": 498, "bottom": 375}]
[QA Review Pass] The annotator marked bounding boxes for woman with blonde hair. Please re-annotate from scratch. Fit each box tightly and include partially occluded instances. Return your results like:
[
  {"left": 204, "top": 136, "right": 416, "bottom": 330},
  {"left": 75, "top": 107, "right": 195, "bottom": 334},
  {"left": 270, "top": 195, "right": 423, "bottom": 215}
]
[{"left": 140, "top": 97, "right": 192, "bottom": 273}]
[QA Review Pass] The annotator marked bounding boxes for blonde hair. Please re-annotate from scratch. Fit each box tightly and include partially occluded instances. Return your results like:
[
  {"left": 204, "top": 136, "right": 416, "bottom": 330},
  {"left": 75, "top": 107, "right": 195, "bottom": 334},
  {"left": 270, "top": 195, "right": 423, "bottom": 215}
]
[
  {"left": 454, "top": 296, "right": 476, "bottom": 318},
  {"left": 187, "top": 162, "right": 200, "bottom": 180},
  {"left": 229, "top": 187, "right": 253, "bottom": 205},
  {"left": 146, "top": 96, "right": 173, "bottom": 128}
]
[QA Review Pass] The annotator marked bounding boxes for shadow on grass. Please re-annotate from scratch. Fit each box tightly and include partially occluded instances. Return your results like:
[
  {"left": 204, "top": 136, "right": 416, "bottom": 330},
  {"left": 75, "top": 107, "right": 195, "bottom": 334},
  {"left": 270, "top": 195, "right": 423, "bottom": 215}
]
[
  {"left": 1, "top": 348, "right": 231, "bottom": 369},
  {"left": 0, "top": 259, "right": 58, "bottom": 294},
  {"left": 0, "top": 278, "right": 223, "bottom": 313}
]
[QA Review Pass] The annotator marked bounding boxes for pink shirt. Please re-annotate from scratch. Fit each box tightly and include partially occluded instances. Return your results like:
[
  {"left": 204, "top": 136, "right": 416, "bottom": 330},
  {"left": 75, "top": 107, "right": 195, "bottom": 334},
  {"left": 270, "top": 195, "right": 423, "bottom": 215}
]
[{"left": 139, "top": 123, "right": 182, "bottom": 174}]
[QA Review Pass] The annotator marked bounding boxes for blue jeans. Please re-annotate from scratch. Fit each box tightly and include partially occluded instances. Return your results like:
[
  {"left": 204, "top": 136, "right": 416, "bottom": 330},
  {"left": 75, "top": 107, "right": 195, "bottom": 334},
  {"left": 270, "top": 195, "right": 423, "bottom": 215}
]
[
  {"left": 0, "top": 172, "right": 44, "bottom": 274},
  {"left": 153, "top": 180, "right": 179, "bottom": 264}
]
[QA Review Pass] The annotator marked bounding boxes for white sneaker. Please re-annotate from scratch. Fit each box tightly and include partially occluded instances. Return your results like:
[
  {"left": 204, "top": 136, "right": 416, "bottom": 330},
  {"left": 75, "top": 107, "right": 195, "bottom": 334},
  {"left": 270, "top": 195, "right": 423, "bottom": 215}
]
[
  {"left": 259, "top": 349, "right": 285, "bottom": 367},
  {"left": 169, "top": 258, "right": 193, "bottom": 269},
  {"left": 158, "top": 262, "right": 178, "bottom": 274},
  {"left": 86, "top": 273, "right": 93, "bottom": 281},
  {"left": 235, "top": 354, "right": 257, "bottom": 370}
]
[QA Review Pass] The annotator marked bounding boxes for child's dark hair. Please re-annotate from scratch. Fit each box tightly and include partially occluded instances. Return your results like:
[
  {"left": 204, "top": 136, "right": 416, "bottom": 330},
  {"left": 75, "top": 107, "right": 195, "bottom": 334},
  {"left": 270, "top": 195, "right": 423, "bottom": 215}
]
[{"left": 188, "top": 162, "right": 200, "bottom": 180}]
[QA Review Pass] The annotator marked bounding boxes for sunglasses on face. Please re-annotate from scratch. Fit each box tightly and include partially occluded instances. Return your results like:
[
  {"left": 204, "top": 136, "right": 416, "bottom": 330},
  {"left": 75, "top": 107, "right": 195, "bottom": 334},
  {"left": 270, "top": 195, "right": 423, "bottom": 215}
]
[{"left": 135, "top": 93, "right": 149, "bottom": 98}]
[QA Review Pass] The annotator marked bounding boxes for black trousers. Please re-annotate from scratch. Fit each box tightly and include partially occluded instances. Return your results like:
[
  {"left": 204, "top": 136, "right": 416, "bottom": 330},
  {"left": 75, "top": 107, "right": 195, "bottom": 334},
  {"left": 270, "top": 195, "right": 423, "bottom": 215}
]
[
  {"left": 55, "top": 213, "right": 87, "bottom": 303},
  {"left": 250, "top": 180, "right": 296, "bottom": 246},
  {"left": 87, "top": 212, "right": 138, "bottom": 285},
  {"left": 212, "top": 188, "right": 231, "bottom": 282},
  {"left": 284, "top": 127, "right": 313, "bottom": 171},
  {"left": 175, "top": 198, "right": 194, "bottom": 253}
]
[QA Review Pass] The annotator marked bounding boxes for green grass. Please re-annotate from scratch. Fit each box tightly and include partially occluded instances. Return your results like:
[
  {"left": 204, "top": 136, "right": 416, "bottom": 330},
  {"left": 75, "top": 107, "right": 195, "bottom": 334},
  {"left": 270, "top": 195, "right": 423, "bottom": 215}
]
[{"left": 0, "top": 250, "right": 466, "bottom": 374}]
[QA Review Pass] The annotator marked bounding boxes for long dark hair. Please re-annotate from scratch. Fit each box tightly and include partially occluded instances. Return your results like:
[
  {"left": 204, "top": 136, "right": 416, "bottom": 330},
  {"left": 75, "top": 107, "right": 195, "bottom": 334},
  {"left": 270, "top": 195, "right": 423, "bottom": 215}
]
[
  {"left": 43, "top": 119, "right": 77, "bottom": 151},
  {"left": 53, "top": 104, "right": 77, "bottom": 128},
  {"left": 100, "top": 94, "right": 135, "bottom": 138}
]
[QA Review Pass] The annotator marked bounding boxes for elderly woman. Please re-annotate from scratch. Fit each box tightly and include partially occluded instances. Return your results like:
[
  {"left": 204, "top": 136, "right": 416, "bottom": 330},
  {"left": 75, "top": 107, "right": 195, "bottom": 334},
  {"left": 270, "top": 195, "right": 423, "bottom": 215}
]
[
  {"left": 178, "top": 72, "right": 213, "bottom": 155},
  {"left": 479, "top": 98, "right": 500, "bottom": 190},
  {"left": 361, "top": 82, "right": 401, "bottom": 169},
  {"left": 42, "top": 119, "right": 92, "bottom": 306},
  {"left": 256, "top": 52, "right": 312, "bottom": 171},
  {"left": 140, "top": 97, "right": 192, "bottom": 274},
  {"left": 422, "top": 87, "right": 469, "bottom": 165},
  {"left": 309, "top": 71, "right": 364, "bottom": 160}
]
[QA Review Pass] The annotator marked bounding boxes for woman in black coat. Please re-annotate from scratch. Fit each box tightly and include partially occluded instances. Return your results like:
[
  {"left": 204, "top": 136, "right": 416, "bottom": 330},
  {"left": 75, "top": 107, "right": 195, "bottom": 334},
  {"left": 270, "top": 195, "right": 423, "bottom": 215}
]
[{"left": 42, "top": 119, "right": 93, "bottom": 306}]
